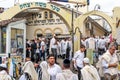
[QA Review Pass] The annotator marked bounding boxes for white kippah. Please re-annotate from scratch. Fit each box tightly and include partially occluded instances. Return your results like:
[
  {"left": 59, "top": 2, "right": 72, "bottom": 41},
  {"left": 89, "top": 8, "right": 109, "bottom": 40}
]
[{"left": 83, "top": 58, "right": 89, "bottom": 63}]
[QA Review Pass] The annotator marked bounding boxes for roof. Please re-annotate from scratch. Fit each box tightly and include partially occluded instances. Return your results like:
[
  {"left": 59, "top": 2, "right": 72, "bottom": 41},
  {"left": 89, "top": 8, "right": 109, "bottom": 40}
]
[
  {"left": 87, "top": 17, "right": 109, "bottom": 32},
  {"left": 0, "top": 18, "right": 24, "bottom": 27}
]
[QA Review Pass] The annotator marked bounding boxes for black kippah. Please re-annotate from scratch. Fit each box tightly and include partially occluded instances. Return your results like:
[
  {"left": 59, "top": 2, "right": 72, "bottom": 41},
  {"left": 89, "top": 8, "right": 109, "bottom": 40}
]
[{"left": 63, "top": 59, "right": 70, "bottom": 64}]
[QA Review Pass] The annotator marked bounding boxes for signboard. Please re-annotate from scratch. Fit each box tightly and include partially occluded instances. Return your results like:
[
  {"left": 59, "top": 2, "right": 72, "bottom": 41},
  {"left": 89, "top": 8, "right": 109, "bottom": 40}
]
[
  {"left": 19, "top": 2, "right": 61, "bottom": 12},
  {"left": 27, "top": 17, "right": 64, "bottom": 26}
]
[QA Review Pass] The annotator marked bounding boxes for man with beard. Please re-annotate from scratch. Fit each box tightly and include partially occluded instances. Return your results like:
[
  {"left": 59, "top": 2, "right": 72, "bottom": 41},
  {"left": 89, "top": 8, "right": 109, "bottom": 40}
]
[{"left": 40, "top": 54, "right": 62, "bottom": 80}]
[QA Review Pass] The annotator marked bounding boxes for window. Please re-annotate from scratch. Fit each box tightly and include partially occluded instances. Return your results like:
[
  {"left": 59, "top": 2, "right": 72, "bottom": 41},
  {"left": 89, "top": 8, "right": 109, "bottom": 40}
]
[
  {"left": 37, "top": 34, "right": 43, "bottom": 38},
  {"left": 11, "top": 28, "right": 24, "bottom": 54},
  {"left": 49, "top": 11, "right": 53, "bottom": 18},
  {"left": 1, "top": 27, "right": 6, "bottom": 53},
  {"left": 44, "top": 11, "right": 48, "bottom": 19}
]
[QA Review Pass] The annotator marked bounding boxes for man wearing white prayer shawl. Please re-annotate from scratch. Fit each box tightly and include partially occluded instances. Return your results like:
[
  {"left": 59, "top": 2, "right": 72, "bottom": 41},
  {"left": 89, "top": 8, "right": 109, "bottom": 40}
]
[
  {"left": 40, "top": 61, "right": 50, "bottom": 80},
  {"left": 101, "top": 43, "right": 119, "bottom": 80},
  {"left": 56, "top": 59, "right": 78, "bottom": 80},
  {"left": 19, "top": 61, "right": 38, "bottom": 80},
  {"left": 0, "top": 63, "right": 15, "bottom": 80},
  {"left": 81, "top": 58, "right": 100, "bottom": 80}
]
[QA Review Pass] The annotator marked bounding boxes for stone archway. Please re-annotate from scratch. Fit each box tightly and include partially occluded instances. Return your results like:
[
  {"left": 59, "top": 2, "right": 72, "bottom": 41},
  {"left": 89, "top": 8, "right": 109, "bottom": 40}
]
[
  {"left": 53, "top": 27, "right": 63, "bottom": 34},
  {"left": 74, "top": 10, "right": 116, "bottom": 51},
  {"left": 0, "top": 2, "right": 72, "bottom": 30},
  {"left": 34, "top": 28, "right": 43, "bottom": 37},
  {"left": 44, "top": 28, "right": 53, "bottom": 34}
]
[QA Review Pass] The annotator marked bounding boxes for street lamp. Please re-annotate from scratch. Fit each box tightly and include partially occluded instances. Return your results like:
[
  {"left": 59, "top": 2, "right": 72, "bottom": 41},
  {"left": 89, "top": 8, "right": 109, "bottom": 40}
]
[
  {"left": 74, "top": 3, "right": 85, "bottom": 18},
  {"left": 70, "top": 9, "right": 82, "bottom": 57}
]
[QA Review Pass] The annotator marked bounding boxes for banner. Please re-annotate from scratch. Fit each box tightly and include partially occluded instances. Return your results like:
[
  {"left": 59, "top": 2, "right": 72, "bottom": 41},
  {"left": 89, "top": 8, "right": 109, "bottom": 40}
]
[{"left": 51, "top": 0, "right": 90, "bottom": 5}]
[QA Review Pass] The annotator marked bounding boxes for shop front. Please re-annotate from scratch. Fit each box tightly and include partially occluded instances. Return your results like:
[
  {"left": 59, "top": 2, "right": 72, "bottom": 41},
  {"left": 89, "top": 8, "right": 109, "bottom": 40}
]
[{"left": 0, "top": 20, "right": 26, "bottom": 62}]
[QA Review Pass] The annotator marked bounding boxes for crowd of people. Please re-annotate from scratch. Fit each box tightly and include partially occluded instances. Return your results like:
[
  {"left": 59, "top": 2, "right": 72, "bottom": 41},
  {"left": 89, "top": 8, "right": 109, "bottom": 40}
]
[
  {"left": 26, "top": 34, "right": 72, "bottom": 62},
  {"left": 0, "top": 34, "right": 120, "bottom": 80}
]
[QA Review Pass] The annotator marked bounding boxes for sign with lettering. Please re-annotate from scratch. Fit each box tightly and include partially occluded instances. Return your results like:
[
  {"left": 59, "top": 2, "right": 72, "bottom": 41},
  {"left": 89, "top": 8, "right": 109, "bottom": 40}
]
[
  {"left": 19, "top": 2, "right": 60, "bottom": 12},
  {"left": 27, "top": 12, "right": 64, "bottom": 25}
]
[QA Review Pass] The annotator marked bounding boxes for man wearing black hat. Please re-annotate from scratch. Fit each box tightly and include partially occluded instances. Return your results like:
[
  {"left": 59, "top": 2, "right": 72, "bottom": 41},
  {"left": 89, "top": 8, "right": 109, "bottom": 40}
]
[{"left": 56, "top": 59, "right": 78, "bottom": 80}]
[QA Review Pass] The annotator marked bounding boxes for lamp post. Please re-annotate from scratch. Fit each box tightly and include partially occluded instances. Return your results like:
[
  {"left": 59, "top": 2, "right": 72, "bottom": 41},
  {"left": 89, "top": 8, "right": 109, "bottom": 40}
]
[
  {"left": 74, "top": 3, "right": 84, "bottom": 18},
  {"left": 71, "top": 9, "right": 82, "bottom": 57},
  {"left": 71, "top": 8, "right": 74, "bottom": 57}
]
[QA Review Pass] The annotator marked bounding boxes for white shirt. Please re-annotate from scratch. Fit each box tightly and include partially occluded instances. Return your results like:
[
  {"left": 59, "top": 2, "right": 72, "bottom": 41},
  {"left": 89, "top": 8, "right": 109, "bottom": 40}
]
[
  {"left": 0, "top": 70, "right": 13, "bottom": 80},
  {"left": 101, "top": 50, "right": 118, "bottom": 75},
  {"left": 60, "top": 40, "right": 66, "bottom": 54},
  {"left": 73, "top": 50, "right": 85, "bottom": 68},
  {"left": 40, "top": 41, "right": 46, "bottom": 50},
  {"left": 98, "top": 39, "right": 106, "bottom": 49},
  {"left": 56, "top": 69, "right": 78, "bottom": 80},
  {"left": 86, "top": 37, "right": 96, "bottom": 50},
  {"left": 47, "top": 64, "right": 62, "bottom": 80},
  {"left": 19, "top": 74, "right": 26, "bottom": 80},
  {"left": 50, "top": 37, "right": 57, "bottom": 49}
]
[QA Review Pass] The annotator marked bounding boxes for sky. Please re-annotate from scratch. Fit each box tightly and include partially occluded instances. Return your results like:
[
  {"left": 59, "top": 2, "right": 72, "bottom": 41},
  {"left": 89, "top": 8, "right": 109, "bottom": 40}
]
[{"left": 0, "top": 0, "right": 120, "bottom": 15}]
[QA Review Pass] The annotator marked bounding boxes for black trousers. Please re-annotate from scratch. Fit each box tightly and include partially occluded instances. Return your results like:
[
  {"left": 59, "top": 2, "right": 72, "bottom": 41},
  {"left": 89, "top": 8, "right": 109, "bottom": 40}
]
[
  {"left": 51, "top": 48, "right": 57, "bottom": 63},
  {"left": 77, "top": 66, "right": 82, "bottom": 80},
  {"left": 66, "top": 48, "right": 70, "bottom": 59},
  {"left": 98, "top": 48, "right": 105, "bottom": 55}
]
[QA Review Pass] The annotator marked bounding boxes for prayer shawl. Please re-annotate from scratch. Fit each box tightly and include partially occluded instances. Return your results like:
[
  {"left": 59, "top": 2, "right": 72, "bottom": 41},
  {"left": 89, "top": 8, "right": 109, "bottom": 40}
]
[
  {"left": 19, "top": 72, "right": 32, "bottom": 80},
  {"left": 35, "top": 65, "right": 42, "bottom": 80},
  {"left": 96, "top": 56, "right": 104, "bottom": 77},
  {"left": 56, "top": 69, "right": 78, "bottom": 80},
  {"left": 81, "top": 65, "right": 100, "bottom": 80},
  {"left": 22, "top": 61, "right": 38, "bottom": 80},
  {"left": 0, "top": 70, "right": 14, "bottom": 80},
  {"left": 40, "top": 61, "right": 50, "bottom": 80},
  {"left": 101, "top": 50, "right": 118, "bottom": 75}
]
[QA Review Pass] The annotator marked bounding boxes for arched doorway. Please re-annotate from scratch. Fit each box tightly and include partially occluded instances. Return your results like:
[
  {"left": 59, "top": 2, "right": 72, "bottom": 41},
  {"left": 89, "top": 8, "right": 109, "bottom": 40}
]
[
  {"left": 0, "top": 2, "right": 73, "bottom": 59},
  {"left": 74, "top": 10, "right": 116, "bottom": 51}
]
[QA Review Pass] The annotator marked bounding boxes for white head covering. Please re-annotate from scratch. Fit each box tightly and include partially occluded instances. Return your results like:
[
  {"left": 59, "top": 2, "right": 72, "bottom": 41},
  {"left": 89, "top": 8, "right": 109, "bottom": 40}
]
[
  {"left": 40, "top": 61, "right": 50, "bottom": 80},
  {"left": 22, "top": 61, "right": 38, "bottom": 80},
  {"left": 0, "top": 63, "right": 7, "bottom": 68},
  {"left": 83, "top": 58, "right": 90, "bottom": 63}
]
